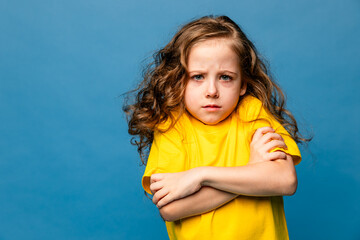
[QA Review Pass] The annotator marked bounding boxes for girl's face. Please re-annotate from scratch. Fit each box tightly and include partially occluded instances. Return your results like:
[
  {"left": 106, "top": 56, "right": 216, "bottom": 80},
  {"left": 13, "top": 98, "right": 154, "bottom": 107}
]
[{"left": 184, "top": 38, "right": 246, "bottom": 125}]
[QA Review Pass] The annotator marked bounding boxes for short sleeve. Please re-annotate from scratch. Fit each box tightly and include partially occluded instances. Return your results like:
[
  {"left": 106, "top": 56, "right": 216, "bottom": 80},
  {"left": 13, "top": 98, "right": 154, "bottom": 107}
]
[
  {"left": 239, "top": 96, "right": 302, "bottom": 165},
  {"left": 142, "top": 125, "right": 187, "bottom": 194}
]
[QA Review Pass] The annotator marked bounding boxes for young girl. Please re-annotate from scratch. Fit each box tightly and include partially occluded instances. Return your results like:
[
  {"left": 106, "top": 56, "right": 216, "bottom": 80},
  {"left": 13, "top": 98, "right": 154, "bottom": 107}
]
[{"left": 125, "top": 15, "right": 307, "bottom": 240}]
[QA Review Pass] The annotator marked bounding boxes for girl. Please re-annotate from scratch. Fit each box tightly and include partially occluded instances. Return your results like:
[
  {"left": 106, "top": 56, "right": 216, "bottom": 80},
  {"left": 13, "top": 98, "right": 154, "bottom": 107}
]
[{"left": 125, "top": 15, "right": 308, "bottom": 240}]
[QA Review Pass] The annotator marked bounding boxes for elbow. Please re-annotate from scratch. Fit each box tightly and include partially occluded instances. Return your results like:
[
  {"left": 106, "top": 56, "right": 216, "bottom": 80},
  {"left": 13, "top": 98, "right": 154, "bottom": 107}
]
[
  {"left": 277, "top": 155, "right": 298, "bottom": 196},
  {"left": 159, "top": 204, "right": 179, "bottom": 222},
  {"left": 282, "top": 172, "right": 298, "bottom": 196}
]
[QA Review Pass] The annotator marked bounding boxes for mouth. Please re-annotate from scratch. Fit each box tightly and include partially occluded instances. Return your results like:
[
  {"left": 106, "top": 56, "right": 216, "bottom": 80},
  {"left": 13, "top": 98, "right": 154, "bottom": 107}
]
[{"left": 202, "top": 104, "right": 221, "bottom": 109}]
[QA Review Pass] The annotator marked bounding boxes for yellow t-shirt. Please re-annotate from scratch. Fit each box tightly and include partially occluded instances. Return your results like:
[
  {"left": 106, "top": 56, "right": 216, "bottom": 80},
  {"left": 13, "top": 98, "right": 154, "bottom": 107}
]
[{"left": 142, "top": 95, "right": 301, "bottom": 240}]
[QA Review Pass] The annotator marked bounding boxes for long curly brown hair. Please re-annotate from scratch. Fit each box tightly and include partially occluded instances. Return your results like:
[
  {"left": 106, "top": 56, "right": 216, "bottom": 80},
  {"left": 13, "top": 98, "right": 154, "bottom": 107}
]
[{"left": 124, "top": 15, "right": 310, "bottom": 165}]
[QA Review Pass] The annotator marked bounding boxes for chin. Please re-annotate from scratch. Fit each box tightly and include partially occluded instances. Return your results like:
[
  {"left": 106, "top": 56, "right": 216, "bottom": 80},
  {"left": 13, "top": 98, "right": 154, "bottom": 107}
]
[
  {"left": 187, "top": 111, "right": 226, "bottom": 125},
  {"left": 199, "top": 118, "right": 223, "bottom": 125},
  {"left": 202, "top": 121, "right": 217, "bottom": 125}
]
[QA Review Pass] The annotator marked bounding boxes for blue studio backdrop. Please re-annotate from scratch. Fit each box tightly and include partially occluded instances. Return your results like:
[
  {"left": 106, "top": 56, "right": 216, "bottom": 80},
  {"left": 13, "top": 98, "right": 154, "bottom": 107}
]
[{"left": 1, "top": 0, "right": 359, "bottom": 239}]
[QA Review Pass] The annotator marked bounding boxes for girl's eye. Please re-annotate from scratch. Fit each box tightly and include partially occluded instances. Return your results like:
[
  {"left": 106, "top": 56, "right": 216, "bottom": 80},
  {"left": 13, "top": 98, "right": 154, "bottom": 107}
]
[
  {"left": 192, "top": 75, "right": 204, "bottom": 81},
  {"left": 220, "top": 75, "right": 232, "bottom": 81}
]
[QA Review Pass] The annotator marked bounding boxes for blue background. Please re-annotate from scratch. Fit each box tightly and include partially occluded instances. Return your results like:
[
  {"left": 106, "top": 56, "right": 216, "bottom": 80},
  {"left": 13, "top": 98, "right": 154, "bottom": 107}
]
[{"left": 1, "top": 0, "right": 359, "bottom": 239}]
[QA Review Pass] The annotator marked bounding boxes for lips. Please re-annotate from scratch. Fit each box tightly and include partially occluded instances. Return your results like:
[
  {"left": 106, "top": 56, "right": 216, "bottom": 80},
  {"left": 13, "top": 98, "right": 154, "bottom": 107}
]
[{"left": 202, "top": 104, "right": 221, "bottom": 108}]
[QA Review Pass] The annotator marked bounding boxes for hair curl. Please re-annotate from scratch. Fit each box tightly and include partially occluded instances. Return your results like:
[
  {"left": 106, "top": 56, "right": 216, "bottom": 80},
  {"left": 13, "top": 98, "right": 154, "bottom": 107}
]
[{"left": 124, "top": 15, "right": 311, "bottom": 165}]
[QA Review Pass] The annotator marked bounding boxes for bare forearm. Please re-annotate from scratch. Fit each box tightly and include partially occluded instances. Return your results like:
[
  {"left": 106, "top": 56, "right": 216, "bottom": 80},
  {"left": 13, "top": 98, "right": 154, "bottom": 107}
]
[
  {"left": 199, "top": 155, "right": 297, "bottom": 196},
  {"left": 159, "top": 186, "right": 237, "bottom": 222}
]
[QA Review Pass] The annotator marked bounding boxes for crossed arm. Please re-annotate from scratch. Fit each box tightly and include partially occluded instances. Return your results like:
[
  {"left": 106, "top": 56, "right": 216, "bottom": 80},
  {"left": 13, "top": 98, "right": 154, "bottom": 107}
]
[
  {"left": 148, "top": 127, "right": 299, "bottom": 222},
  {"left": 154, "top": 186, "right": 237, "bottom": 222}
]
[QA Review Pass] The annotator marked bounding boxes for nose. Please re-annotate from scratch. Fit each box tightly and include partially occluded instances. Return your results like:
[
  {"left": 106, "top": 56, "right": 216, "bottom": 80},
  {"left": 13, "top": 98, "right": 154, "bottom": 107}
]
[{"left": 206, "top": 79, "right": 219, "bottom": 98}]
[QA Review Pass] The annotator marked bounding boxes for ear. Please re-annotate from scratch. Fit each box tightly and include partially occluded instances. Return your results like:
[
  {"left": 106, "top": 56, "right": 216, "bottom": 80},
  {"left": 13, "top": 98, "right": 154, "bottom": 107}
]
[{"left": 240, "top": 82, "right": 247, "bottom": 96}]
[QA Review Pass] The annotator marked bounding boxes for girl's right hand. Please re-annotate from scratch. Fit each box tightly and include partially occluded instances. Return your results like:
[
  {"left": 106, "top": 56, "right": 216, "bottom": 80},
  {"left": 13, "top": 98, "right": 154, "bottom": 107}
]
[{"left": 249, "top": 127, "right": 288, "bottom": 164}]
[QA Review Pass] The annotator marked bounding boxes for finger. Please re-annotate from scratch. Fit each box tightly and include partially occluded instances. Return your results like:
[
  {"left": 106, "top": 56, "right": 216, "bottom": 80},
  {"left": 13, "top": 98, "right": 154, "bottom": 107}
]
[
  {"left": 268, "top": 151, "right": 287, "bottom": 161},
  {"left": 157, "top": 193, "right": 175, "bottom": 209},
  {"left": 150, "top": 173, "right": 163, "bottom": 184},
  {"left": 252, "top": 127, "right": 275, "bottom": 142},
  {"left": 150, "top": 181, "right": 163, "bottom": 193},
  {"left": 259, "top": 132, "right": 284, "bottom": 144},
  {"left": 152, "top": 188, "right": 169, "bottom": 205},
  {"left": 264, "top": 140, "right": 288, "bottom": 152}
]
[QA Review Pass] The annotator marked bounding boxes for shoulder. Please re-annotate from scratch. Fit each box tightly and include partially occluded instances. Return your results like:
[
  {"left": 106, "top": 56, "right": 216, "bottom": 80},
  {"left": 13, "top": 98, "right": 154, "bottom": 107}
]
[
  {"left": 237, "top": 95, "right": 302, "bottom": 164},
  {"left": 155, "top": 110, "right": 184, "bottom": 130},
  {"left": 237, "top": 94, "right": 285, "bottom": 131},
  {"left": 154, "top": 110, "right": 191, "bottom": 140},
  {"left": 236, "top": 95, "right": 265, "bottom": 122}
]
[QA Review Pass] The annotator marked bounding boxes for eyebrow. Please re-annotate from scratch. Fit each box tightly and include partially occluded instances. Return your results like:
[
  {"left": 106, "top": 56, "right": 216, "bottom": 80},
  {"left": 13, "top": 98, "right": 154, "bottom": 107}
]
[
  {"left": 188, "top": 70, "right": 239, "bottom": 76},
  {"left": 220, "top": 70, "right": 238, "bottom": 75}
]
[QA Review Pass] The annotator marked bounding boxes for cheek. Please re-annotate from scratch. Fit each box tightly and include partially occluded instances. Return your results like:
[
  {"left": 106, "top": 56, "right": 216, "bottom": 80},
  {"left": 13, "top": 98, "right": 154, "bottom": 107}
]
[
  {"left": 184, "top": 89, "right": 192, "bottom": 108},
  {"left": 184, "top": 84, "right": 197, "bottom": 106},
  {"left": 224, "top": 88, "right": 241, "bottom": 108}
]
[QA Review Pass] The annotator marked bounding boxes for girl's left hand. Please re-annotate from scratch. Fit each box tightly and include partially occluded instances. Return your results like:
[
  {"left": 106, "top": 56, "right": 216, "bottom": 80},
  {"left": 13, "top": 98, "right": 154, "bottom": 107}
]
[{"left": 150, "top": 168, "right": 202, "bottom": 208}]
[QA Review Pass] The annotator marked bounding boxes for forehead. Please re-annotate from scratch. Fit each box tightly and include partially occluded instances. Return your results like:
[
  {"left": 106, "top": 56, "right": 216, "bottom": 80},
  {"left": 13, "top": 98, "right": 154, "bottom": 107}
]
[{"left": 187, "top": 38, "right": 240, "bottom": 71}]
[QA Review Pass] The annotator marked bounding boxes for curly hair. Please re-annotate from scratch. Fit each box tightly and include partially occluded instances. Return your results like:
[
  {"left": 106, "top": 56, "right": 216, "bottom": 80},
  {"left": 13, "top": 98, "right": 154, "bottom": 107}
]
[{"left": 124, "top": 15, "right": 310, "bottom": 165}]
